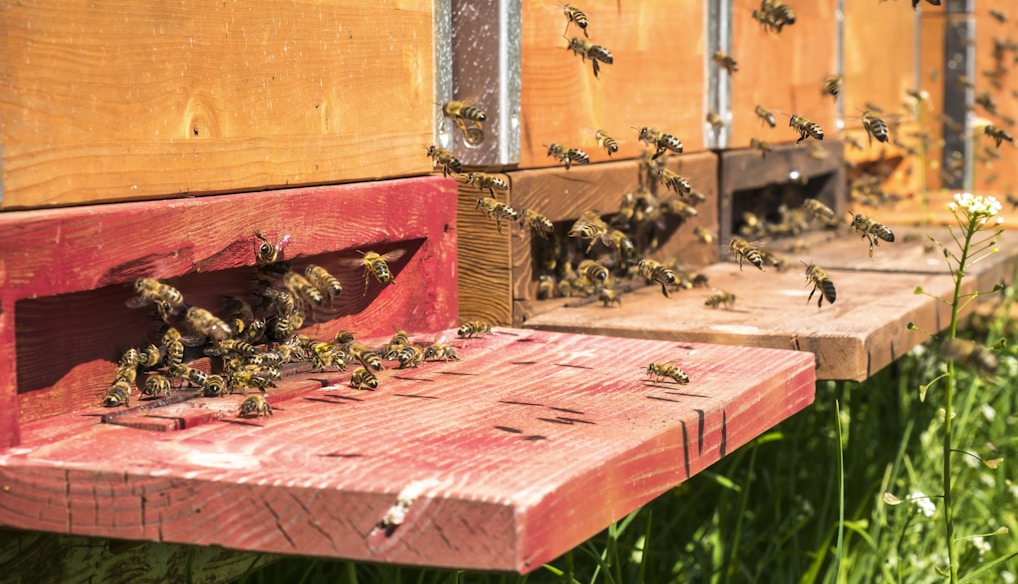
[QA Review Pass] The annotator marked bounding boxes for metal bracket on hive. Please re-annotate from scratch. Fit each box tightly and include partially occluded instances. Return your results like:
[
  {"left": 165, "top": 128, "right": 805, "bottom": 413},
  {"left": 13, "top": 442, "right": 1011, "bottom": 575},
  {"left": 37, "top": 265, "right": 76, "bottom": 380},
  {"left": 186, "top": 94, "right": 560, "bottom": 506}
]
[
  {"left": 941, "top": 0, "right": 974, "bottom": 192},
  {"left": 706, "top": 0, "right": 733, "bottom": 149}
]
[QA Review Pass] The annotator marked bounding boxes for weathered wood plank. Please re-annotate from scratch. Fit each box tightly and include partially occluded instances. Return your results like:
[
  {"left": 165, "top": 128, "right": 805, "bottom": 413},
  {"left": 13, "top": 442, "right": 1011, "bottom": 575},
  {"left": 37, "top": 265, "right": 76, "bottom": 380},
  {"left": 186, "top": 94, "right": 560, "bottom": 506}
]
[
  {"left": 729, "top": 0, "right": 838, "bottom": 148},
  {"left": 0, "top": 329, "right": 816, "bottom": 574},
  {"left": 456, "top": 175, "right": 514, "bottom": 326},
  {"left": 0, "top": 529, "right": 277, "bottom": 584},
  {"left": 0, "top": 1, "right": 435, "bottom": 209},
  {"left": 509, "top": 153, "right": 720, "bottom": 326},
  {"left": 519, "top": 0, "right": 707, "bottom": 166},
  {"left": 973, "top": 3, "right": 1018, "bottom": 196},
  {"left": 918, "top": 10, "right": 947, "bottom": 194}
]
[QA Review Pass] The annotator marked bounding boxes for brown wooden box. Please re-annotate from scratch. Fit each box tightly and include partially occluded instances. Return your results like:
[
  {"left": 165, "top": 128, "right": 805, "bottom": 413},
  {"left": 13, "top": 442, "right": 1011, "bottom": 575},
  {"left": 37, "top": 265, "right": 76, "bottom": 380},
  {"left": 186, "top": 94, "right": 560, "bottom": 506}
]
[
  {"left": 518, "top": 0, "right": 707, "bottom": 168},
  {"left": 0, "top": 1, "right": 436, "bottom": 209}
]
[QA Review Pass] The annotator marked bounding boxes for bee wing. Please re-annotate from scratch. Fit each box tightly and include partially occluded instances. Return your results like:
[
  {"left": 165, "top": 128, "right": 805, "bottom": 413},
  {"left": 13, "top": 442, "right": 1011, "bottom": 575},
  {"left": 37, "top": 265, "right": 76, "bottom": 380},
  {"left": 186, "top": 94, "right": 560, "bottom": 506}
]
[
  {"left": 180, "top": 334, "right": 207, "bottom": 347},
  {"left": 124, "top": 295, "right": 151, "bottom": 309},
  {"left": 379, "top": 249, "right": 407, "bottom": 264}
]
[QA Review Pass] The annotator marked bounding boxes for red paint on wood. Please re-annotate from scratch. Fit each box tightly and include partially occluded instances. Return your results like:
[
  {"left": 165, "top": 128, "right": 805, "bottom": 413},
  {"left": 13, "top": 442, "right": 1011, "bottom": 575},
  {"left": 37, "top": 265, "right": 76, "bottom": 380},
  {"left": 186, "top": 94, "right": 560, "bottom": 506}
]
[
  {"left": 0, "top": 177, "right": 458, "bottom": 448},
  {"left": 0, "top": 329, "right": 815, "bottom": 572}
]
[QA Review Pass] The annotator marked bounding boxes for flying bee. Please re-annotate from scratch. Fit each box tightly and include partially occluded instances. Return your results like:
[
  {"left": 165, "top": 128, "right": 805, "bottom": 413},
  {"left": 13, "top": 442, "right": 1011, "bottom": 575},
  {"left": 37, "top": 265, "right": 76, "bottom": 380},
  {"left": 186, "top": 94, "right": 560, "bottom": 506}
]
[
  {"left": 822, "top": 75, "right": 842, "bottom": 99},
  {"left": 239, "top": 394, "right": 273, "bottom": 418},
  {"left": 789, "top": 114, "right": 824, "bottom": 143},
  {"left": 142, "top": 374, "right": 172, "bottom": 399},
  {"left": 802, "top": 261, "right": 837, "bottom": 308},
  {"left": 749, "top": 138, "right": 772, "bottom": 157},
  {"left": 637, "top": 127, "right": 684, "bottom": 160},
  {"left": 646, "top": 363, "right": 689, "bottom": 384},
  {"left": 476, "top": 196, "right": 518, "bottom": 234},
  {"left": 253, "top": 231, "right": 293, "bottom": 265},
  {"left": 861, "top": 110, "right": 889, "bottom": 145},
  {"left": 656, "top": 168, "right": 693, "bottom": 195},
  {"left": 712, "top": 51, "right": 738, "bottom": 73},
  {"left": 598, "top": 286, "right": 622, "bottom": 307},
  {"left": 103, "top": 379, "right": 133, "bottom": 408},
  {"left": 843, "top": 134, "right": 865, "bottom": 151},
  {"left": 693, "top": 226, "right": 716, "bottom": 245},
  {"left": 426, "top": 145, "right": 462, "bottom": 177},
  {"left": 567, "top": 37, "right": 613, "bottom": 78},
  {"left": 757, "top": 248, "right": 789, "bottom": 271},
  {"left": 358, "top": 249, "right": 406, "bottom": 291},
  {"left": 707, "top": 111, "right": 725, "bottom": 134},
  {"left": 546, "top": 144, "right": 590, "bottom": 170},
  {"left": 753, "top": 0, "right": 795, "bottom": 32},
  {"left": 185, "top": 306, "right": 233, "bottom": 342},
  {"left": 396, "top": 345, "right": 424, "bottom": 369},
  {"left": 989, "top": 9, "right": 1006, "bottom": 23},
  {"left": 423, "top": 342, "right": 460, "bottom": 362},
  {"left": 578, "top": 259, "right": 610, "bottom": 285},
  {"left": 127, "top": 278, "right": 185, "bottom": 320},
  {"left": 705, "top": 290, "right": 736, "bottom": 309},
  {"left": 637, "top": 259, "right": 678, "bottom": 298},
  {"left": 848, "top": 211, "right": 895, "bottom": 257},
  {"left": 802, "top": 198, "right": 835, "bottom": 223},
  {"left": 346, "top": 341, "right": 383, "bottom": 371},
  {"left": 304, "top": 264, "right": 343, "bottom": 306},
  {"left": 443, "top": 100, "right": 486, "bottom": 138},
  {"left": 458, "top": 321, "right": 492, "bottom": 338},
  {"left": 518, "top": 208, "right": 555, "bottom": 238},
  {"left": 284, "top": 271, "right": 325, "bottom": 309},
  {"left": 940, "top": 338, "right": 998, "bottom": 377},
  {"left": 464, "top": 171, "right": 509, "bottom": 196},
  {"left": 568, "top": 210, "right": 609, "bottom": 252},
  {"left": 202, "top": 374, "right": 228, "bottom": 398},
  {"left": 349, "top": 367, "right": 379, "bottom": 390},
  {"left": 729, "top": 237, "right": 764, "bottom": 271},
  {"left": 595, "top": 129, "right": 619, "bottom": 156},
  {"left": 754, "top": 105, "right": 777, "bottom": 128},
  {"left": 604, "top": 228, "right": 636, "bottom": 260},
  {"left": 984, "top": 125, "right": 1014, "bottom": 148},
  {"left": 663, "top": 199, "right": 697, "bottom": 219},
  {"left": 562, "top": 3, "right": 589, "bottom": 37},
  {"left": 975, "top": 91, "right": 998, "bottom": 116}
]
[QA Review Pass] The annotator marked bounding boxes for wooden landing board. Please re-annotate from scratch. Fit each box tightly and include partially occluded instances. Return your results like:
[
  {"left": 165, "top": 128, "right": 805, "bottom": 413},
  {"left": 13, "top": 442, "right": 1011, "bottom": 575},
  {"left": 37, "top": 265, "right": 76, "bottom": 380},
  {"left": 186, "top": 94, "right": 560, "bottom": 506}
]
[
  {"left": 728, "top": 0, "right": 838, "bottom": 149},
  {"left": 0, "top": 1, "right": 435, "bottom": 209},
  {"left": 0, "top": 329, "right": 817, "bottom": 574},
  {"left": 0, "top": 177, "right": 458, "bottom": 448},
  {"left": 519, "top": 0, "right": 707, "bottom": 167},
  {"left": 508, "top": 153, "right": 720, "bottom": 326},
  {"left": 524, "top": 263, "right": 975, "bottom": 382}
]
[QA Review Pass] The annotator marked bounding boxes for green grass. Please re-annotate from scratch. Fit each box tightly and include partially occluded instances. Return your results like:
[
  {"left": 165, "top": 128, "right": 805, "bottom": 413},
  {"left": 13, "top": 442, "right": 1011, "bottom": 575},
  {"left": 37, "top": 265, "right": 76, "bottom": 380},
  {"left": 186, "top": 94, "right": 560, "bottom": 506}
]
[{"left": 239, "top": 308, "right": 1018, "bottom": 584}]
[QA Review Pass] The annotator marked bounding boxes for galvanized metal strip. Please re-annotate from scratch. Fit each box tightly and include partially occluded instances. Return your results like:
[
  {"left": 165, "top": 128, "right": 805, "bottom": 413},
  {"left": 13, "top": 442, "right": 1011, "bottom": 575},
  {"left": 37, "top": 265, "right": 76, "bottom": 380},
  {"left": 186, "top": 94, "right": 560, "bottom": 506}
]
[
  {"left": 941, "top": 0, "right": 974, "bottom": 191},
  {"left": 447, "top": 0, "right": 521, "bottom": 167},
  {"left": 834, "top": 0, "right": 845, "bottom": 131},
  {"left": 706, "top": 0, "right": 732, "bottom": 149},
  {"left": 434, "top": 0, "right": 454, "bottom": 150}
]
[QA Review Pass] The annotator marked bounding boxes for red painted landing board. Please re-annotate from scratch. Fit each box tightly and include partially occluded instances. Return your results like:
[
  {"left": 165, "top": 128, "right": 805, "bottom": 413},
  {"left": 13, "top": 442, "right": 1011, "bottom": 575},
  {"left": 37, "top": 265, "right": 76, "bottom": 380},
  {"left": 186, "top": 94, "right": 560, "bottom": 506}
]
[{"left": 0, "top": 329, "right": 816, "bottom": 573}]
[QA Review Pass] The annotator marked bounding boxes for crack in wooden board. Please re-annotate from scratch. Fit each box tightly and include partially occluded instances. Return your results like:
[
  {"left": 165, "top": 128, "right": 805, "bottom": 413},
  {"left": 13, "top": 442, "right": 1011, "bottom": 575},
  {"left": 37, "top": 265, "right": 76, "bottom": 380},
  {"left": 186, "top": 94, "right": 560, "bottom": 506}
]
[{"left": 0, "top": 329, "right": 816, "bottom": 573}]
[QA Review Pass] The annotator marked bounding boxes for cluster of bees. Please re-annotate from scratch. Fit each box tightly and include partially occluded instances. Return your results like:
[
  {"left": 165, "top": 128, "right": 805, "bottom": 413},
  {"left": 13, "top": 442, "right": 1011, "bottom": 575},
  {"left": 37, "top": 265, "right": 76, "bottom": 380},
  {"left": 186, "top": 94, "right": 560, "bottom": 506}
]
[{"left": 104, "top": 235, "right": 492, "bottom": 419}]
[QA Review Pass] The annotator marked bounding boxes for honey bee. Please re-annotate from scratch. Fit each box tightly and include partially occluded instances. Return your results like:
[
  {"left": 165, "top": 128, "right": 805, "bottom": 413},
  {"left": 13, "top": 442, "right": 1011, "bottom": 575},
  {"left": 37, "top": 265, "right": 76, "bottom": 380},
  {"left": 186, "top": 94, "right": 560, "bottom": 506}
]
[
  {"left": 464, "top": 172, "right": 509, "bottom": 196},
  {"left": 861, "top": 110, "right": 889, "bottom": 145},
  {"left": 457, "top": 321, "right": 492, "bottom": 338},
  {"left": 940, "top": 338, "right": 998, "bottom": 376},
  {"left": 598, "top": 286, "right": 622, "bottom": 307},
  {"left": 705, "top": 290, "right": 736, "bottom": 309},
  {"left": 822, "top": 75, "right": 843, "bottom": 99},
  {"left": 396, "top": 345, "right": 424, "bottom": 369},
  {"left": 843, "top": 134, "right": 865, "bottom": 151},
  {"left": 637, "top": 127, "right": 684, "bottom": 160},
  {"left": 239, "top": 394, "right": 273, "bottom": 418},
  {"left": 309, "top": 341, "right": 347, "bottom": 372},
  {"left": 361, "top": 250, "right": 406, "bottom": 290},
  {"left": 729, "top": 237, "right": 764, "bottom": 271},
  {"left": 802, "top": 198, "right": 835, "bottom": 223},
  {"left": 118, "top": 348, "right": 141, "bottom": 369},
  {"left": 848, "top": 211, "right": 895, "bottom": 257},
  {"left": 989, "top": 9, "right": 1007, "bottom": 23},
  {"left": 753, "top": 0, "right": 796, "bottom": 32},
  {"left": 229, "top": 368, "right": 279, "bottom": 392},
  {"left": 141, "top": 374, "right": 172, "bottom": 399},
  {"left": 334, "top": 330, "right": 357, "bottom": 345},
  {"left": 975, "top": 91, "right": 998, "bottom": 116},
  {"left": 912, "top": 0, "right": 941, "bottom": 9},
  {"left": 568, "top": 210, "right": 609, "bottom": 252},
  {"left": 604, "top": 228, "right": 636, "bottom": 260},
  {"left": 984, "top": 125, "right": 1014, "bottom": 148},
  {"left": 254, "top": 231, "right": 293, "bottom": 265},
  {"left": 103, "top": 379, "right": 133, "bottom": 407},
  {"left": 443, "top": 100, "right": 486, "bottom": 135},
  {"left": 423, "top": 343, "right": 461, "bottom": 362},
  {"left": 562, "top": 3, "right": 589, "bottom": 37},
  {"left": 270, "top": 310, "right": 304, "bottom": 341},
  {"left": 749, "top": 138, "right": 772, "bottom": 157},
  {"left": 201, "top": 374, "right": 227, "bottom": 397},
  {"left": 802, "top": 261, "right": 837, "bottom": 308},
  {"left": 789, "top": 114, "right": 824, "bottom": 144},
  {"left": 707, "top": 111, "right": 725, "bottom": 134},
  {"left": 349, "top": 367, "right": 379, "bottom": 390},
  {"left": 712, "top": 51, "right": 738, "bottom": 73},
  {"left": 693, "top": 226, "right": 716, "bottom": 245},
  {"left": 567, "top": 37, "right": 613, "bottom": 78},
  {"left": 518, "top": 208, "right": 555, "bottom": 238},
  {"left": 537, "top": 273, "right": 557, "bottom": 300},
  {"left": 637, "top": 259, "right": 678, "bottom": 298},
  {"left": 185, "top": 306, "right": 233, "bottom": 342},
  {"left": 346, "top": 341, "right": 383, "bottom": 371},
  {"left": 546, "top": 144, "right": 590, "bottom": 170},
  {"left": 284, "top": 271, "right": 325, "bottom": 309},
  {"left": 161, "top": 328, "right": 185, "bottom": 368},
  {"left": 759, "top": 248, "right": 790, "bottom": 271},
  {"left": 137, "top": 344, "right": 161, "bottom": 368},
  {"left": 113, "top": 362, "right": 138, "bottom": 385},
  {"left": 426, "top": 145, "right": 462, "bottom": 177},
  {"left": 304, "top": 264, "right": 343, "bottom": 305},
  {"left": 169, "top": 363, "right": 206, "bottom": 388},
  {"left": 656, "top": 168, "right": 693, "bottom": 195},
  {"left": 128, "top": 278, "right": 185, "bottom": 320},
  {"left": 646, "top": 363, "right": 689, "bottom": 384},
  {"left": 754, "top": 105, "right": 777, "bottom": 128},
  {"left": 578, "top": 259, "right": 610, "bottom": 285},
  {"left": 595, "top": 129, "right": 619, "bottom": 156},
  {"left": 664, "top": 199, "right": 698, "bottom": 219},
  {"left": 476, "top": 197, "right": 518, "bottom": 234}
]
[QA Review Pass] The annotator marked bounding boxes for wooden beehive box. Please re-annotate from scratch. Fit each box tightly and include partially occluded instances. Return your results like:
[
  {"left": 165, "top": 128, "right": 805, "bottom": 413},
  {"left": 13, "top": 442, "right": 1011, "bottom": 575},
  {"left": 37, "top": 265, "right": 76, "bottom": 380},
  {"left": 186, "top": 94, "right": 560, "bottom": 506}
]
[
  {"left": 0, "top": 1, "right": 436, "bottom": 209},
  {"left": 518, "top": 0, "right": 707, "bottom": 167},
  {"left": 972, "top": 3, "right": 1018, "bottom": 196}
]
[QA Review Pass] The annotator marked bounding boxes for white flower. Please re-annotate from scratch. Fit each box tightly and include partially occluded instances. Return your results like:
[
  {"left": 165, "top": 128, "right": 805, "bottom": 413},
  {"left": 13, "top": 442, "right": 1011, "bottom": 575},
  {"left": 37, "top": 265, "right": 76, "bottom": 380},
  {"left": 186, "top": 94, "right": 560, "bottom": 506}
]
[
  {"left": 1002, "top": 571, "right": 1015, "bottom": 584},
  {"left": 982, "top": 404, "right": 998, "bottom": 422},
  {"left": 971, "top": 536, "right": 991, "bottom": 556},
  {"left": 910, "top": 489, "right": 937, "bottom": 518}
]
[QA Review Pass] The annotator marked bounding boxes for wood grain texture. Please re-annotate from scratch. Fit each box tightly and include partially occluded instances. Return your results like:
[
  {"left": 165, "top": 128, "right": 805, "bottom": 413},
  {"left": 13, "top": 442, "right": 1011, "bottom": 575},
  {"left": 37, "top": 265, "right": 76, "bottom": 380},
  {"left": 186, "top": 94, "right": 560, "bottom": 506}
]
[
  {"left": 456, "top": 176, "right": 514, "bottom": 326},
  {"left": 519, "top": 0, "right": 707, "bottom": 167},
  {"left": 0, "top": 529, "right": 277, "bottom": 584},
  {"left": 0, "top": 329, "right": 816, "bottom": 573},
  {"left": 973, "top": 3, "right": 1018, "bottom": 196},
  {"left": 509, "top": 153, "right": 720, "bottom": 326},
  {"left": 525, "top": 231, "right": 1018, "bottom": 381},
  {"left": 729, "top": 0, "right": 838, "bottom": 148},
  {"left": 0, "top": 1, "right": 434, "bottom": 209},
  {"left": 0, "top": 177, "right": 458, "bottom": 444}
]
